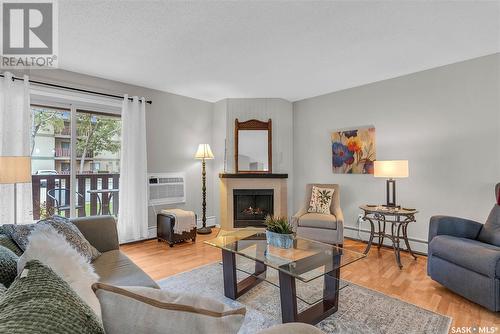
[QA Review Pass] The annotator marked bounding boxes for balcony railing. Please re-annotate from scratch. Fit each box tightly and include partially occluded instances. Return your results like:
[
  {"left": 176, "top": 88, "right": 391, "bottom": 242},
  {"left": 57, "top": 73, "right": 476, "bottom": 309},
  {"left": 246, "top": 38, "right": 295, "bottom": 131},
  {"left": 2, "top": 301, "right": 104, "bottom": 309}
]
[
  {"left": 54, "top": 148, "right": 70, "bottom": 157},
  {"left": 54, "top": 127, "right": 71, "bottom": 136},
  {"left": 32, "top": 173, "right": 119, "bottom": 220},
  {"left": 54, "top": 148, "right": 94, "bottom": 158}
]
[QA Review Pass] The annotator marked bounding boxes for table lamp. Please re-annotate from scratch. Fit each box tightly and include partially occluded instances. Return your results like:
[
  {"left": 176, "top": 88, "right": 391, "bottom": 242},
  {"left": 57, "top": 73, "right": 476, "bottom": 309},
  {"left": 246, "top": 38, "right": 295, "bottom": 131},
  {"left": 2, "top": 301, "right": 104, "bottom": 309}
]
[
  {"left": 374, "top": 160, "right": 408, "bottom": 208},
  {"left": 0, "top": 156, "right": 32, "bottom": 224},
  {"left": 195, "top": 144, "right": 214, "bottom": 234}
]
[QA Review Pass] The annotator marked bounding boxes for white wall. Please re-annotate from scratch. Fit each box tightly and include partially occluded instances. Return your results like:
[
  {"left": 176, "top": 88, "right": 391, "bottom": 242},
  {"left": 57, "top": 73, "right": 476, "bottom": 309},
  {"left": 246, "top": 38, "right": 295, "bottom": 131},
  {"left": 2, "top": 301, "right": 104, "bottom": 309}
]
[
  {"left": 23, "top": 69, "right": 214, "bottom": 230},
  {"left": 212, "top": 98, "right": 294, "bottom": 217},
  {"left": 292, "top": 54, "right": 500, "bottom": 253}
]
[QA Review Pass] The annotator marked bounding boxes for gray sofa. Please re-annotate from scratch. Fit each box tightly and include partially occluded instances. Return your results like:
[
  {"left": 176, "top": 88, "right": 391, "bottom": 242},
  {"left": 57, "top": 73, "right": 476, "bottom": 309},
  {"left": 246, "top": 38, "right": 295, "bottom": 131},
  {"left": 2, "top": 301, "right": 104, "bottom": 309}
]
[
  {"left": 72, "top": 215, "right": 324, "bottom": 333},
  {"left": 71, "top": 215, "right": 159, "bottom": 289},
  {"left": 427, "top": 184, "right": 500, "bottom": 312}
]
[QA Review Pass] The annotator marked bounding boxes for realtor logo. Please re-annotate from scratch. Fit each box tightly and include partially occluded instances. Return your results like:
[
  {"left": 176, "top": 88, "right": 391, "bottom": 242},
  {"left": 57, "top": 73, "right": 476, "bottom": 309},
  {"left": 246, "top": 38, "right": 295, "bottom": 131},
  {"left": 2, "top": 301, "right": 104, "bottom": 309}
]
[{"left": 1, "top": 0, "right": 58, "bottom": 68}]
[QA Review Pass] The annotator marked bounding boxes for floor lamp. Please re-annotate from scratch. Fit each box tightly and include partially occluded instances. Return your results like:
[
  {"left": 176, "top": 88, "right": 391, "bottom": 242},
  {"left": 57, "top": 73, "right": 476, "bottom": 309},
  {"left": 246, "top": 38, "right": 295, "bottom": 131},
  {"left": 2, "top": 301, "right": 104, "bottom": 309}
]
[
  {"left": 195, "top": 144, "right": 214, "bottom": 234},
  {"left": 0, "top": 157, "right": 32, "bottom": 224}
]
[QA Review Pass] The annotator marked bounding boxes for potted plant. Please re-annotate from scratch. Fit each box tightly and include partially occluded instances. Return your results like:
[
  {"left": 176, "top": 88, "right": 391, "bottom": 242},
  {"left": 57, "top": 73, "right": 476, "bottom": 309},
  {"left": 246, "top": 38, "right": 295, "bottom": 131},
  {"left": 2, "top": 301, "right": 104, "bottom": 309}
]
[{"left": 265, "top": 215, "right": 294, "bottom": 249}]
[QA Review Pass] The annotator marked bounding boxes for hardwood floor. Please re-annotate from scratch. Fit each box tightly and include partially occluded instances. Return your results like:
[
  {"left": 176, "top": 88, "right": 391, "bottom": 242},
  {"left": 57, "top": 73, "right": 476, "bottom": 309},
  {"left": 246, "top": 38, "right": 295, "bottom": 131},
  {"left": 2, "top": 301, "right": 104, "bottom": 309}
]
[{"left": 121, "top": 230, "right": 499, "bottom": 331}]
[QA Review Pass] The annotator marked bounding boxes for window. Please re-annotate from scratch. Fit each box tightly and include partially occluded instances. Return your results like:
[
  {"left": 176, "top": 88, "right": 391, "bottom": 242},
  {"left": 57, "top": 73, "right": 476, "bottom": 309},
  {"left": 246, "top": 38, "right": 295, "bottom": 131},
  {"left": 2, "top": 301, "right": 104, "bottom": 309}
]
[{"left": 31, "top": 104, "right": 121, "bottom": 219}]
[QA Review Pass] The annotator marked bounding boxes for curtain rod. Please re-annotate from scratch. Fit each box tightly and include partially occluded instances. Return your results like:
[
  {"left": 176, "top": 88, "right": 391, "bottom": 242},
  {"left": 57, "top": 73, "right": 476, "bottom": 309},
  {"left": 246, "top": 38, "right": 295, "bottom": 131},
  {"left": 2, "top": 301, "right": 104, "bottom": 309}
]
[{"left": 0, "top": 73, "right": 152, "bottom": 104}]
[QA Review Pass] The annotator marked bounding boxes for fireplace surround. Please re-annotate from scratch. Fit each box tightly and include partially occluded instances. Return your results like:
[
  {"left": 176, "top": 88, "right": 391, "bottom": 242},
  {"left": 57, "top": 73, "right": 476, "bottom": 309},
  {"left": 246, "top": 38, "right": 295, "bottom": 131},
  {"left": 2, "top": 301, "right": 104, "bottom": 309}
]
[{"left": 219, "top": 173, "right": 288, "bottom": 230}]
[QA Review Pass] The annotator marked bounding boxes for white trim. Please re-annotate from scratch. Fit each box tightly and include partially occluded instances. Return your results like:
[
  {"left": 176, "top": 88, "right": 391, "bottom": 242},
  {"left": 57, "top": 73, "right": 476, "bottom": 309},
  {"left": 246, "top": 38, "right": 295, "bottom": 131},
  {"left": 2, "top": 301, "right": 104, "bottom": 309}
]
[
  {"left": 344, "top": 224, "right": 428, "bottom": 254},
  {"left": 69, "top": 105, "right": 77, "bottom": 217},
  {"left": 198, "top": 216, "right": 217, "bottom": 228},
  {"left": 30, "top": 87, "right": 122, "bottom": 114}
]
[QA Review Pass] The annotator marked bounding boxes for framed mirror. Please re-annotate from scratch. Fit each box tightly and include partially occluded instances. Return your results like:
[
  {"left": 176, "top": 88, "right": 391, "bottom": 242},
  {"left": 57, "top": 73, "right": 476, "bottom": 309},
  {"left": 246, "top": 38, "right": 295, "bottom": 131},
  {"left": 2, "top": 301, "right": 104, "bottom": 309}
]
[{"left": 235, "top": 118, "right": 272, "bottom": 173}]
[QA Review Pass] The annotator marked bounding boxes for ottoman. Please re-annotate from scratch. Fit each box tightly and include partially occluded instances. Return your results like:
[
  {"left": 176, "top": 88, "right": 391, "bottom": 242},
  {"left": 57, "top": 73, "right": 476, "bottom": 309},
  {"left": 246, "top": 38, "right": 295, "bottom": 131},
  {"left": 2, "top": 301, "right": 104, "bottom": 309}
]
[{"left": 157, "top": 212, "right": 197, "bottom": 247}]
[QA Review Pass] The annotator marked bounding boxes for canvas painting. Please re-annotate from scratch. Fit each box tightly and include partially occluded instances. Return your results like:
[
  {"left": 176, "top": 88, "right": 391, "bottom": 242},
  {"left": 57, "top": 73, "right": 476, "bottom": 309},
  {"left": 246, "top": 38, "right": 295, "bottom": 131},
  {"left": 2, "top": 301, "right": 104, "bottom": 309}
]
[{"left": 331, "top": 126, "right": 376, "bottom": 174}]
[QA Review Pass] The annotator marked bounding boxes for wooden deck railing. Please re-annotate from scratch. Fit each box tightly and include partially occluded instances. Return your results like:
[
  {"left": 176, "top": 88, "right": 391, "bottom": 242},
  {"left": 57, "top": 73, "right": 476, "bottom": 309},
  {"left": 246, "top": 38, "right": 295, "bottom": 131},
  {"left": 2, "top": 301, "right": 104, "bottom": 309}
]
[{"left": 32, "top": 173, "right": 119, "bottom": 220}]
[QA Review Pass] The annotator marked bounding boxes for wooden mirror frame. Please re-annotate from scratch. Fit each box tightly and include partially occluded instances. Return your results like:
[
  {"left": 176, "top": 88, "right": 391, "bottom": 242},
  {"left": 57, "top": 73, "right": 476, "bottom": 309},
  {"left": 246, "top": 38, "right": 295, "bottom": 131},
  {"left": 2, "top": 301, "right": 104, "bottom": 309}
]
[{"left": 235, "top": 118, "right": 272, "bottom": 174}]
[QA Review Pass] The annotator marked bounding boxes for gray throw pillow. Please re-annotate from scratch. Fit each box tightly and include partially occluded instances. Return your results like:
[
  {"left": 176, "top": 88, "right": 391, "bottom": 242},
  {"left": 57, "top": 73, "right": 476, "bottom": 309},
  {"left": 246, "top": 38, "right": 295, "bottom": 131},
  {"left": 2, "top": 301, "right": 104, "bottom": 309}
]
[
  {"left": 477, "top": 205, "right": 500, "bottom": 247},
  {"left": 0, "top": 245, "right": 19, "bottom": 288},
  {"left": 0, "top": 234, "right": 23, "bottom": 256},
  {"left": 2, "top": 216, "right": 100, "bottom": 261},
  {"left": 0, "top": 260, "right": 105, "bottom": 334},
  {"left": 93, "top": 283, "right": 246, "bottom": 334}
]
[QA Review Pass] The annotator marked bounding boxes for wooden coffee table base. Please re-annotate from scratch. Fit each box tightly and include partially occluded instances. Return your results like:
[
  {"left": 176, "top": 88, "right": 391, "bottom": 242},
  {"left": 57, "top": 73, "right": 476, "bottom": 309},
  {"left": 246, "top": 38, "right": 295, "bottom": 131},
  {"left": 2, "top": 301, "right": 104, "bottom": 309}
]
[{"left": 221, "top": 249, "right": 340, "bottom": 325}]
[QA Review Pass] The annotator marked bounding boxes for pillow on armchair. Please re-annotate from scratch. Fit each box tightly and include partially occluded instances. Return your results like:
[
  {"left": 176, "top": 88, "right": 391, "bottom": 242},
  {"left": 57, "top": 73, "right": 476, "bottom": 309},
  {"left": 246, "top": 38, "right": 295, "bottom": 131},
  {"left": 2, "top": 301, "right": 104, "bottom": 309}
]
[{"left": 308, "top": 186, "right": 335, "bottom": 214}]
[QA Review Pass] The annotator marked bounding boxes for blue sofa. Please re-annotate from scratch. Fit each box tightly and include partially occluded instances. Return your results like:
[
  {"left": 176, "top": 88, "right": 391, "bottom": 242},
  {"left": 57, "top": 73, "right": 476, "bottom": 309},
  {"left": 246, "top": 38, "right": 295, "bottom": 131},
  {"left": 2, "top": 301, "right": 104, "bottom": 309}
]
[{"left": 428, "top": 184, "right": 500, "bottom": 312}]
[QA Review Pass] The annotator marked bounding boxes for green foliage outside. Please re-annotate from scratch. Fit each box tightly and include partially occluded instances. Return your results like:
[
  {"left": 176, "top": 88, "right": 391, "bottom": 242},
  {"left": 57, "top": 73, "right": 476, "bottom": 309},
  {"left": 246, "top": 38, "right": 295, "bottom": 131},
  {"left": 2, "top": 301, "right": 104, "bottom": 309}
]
[
  {"left": 76, "top": 113, "right": 120, "bottom": 173},
  {"left": 31, "top": 108, "right": 65, "bottom": 155},
  {"left": 31, "top": 107, "right": 121, "bottom": 173}
]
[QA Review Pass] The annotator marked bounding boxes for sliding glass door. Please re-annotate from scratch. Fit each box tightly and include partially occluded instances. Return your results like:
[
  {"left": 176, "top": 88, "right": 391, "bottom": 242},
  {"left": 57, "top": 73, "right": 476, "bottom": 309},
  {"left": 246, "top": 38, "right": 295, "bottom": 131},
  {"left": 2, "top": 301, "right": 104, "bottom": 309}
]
[
  {"left": 30, "top": 105, "right": 121, "bottom": 220},
  {"left": 75, "top": 110, "right": 121, "bottom": 217}
]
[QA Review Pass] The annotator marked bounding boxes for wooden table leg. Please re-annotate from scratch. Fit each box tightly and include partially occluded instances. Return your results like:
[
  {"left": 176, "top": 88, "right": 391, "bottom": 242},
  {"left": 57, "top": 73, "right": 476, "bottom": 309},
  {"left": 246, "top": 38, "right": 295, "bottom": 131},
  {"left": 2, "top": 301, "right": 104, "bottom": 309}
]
[
  {"left": 278, "top": 254, "right": 340, "bottom": 325},
  {"left": 222, "top": 249, "right": 238, "bottom": 299},
  {"left": 222, "top": 249, "right": 267, "bottom": 300},
  {"left": 278, "top": 271, "right": 298, "bottom": 323}
]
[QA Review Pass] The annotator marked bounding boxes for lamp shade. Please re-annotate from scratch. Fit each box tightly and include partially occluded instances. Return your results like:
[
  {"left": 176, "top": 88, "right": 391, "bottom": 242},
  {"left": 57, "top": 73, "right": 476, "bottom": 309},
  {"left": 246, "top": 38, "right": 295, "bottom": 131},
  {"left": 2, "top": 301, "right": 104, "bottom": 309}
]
[
  {"left": 194, "top": 144, "right": 214, "bottom": 160},
  {"left": 0, "top": 156, "right": 32, "bottom": 184},
  {"left": 374, "top": 160, "right": 408, "bottom": 178}
]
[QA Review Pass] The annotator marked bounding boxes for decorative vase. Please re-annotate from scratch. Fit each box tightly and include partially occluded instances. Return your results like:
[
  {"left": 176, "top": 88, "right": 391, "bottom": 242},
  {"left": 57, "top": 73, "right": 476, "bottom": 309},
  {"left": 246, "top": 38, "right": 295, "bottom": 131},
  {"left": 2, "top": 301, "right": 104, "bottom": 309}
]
[{"left": 265, "top": 230, "right": 294, "bottom": 249}]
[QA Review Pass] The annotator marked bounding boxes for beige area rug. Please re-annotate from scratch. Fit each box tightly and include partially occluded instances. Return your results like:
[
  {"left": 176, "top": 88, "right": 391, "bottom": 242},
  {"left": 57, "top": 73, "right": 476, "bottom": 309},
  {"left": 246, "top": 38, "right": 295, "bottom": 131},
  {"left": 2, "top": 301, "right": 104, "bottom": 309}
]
[{"left": 157, "top": 262, "right": 452, "bottom": 334}]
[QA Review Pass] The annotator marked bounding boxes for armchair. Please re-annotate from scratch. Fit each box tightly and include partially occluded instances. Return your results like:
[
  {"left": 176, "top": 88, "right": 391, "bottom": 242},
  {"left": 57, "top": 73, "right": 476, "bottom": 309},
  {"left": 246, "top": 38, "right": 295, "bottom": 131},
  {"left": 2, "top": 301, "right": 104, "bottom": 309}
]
[
  {"left": 292, "top": 184, "right": 343, "bottom": 245},
  {"left": 427, "top": 183, "right": 500, "bottom": 312}
]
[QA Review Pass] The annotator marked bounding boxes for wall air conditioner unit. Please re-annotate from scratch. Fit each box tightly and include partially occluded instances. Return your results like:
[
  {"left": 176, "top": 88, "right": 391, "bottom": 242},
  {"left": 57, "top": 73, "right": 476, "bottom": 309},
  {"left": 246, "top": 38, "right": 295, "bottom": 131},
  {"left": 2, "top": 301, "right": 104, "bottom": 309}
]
[{"left": 148, "top": 172, "right": 186, "bottom": 206}]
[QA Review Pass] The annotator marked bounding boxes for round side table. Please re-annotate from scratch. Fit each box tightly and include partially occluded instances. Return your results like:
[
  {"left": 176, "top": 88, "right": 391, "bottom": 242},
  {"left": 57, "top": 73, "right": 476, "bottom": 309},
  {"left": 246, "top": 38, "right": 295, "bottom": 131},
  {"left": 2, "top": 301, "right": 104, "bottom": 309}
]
[{"left": 359, "top": 205, "right": 418, "bottom": 269}]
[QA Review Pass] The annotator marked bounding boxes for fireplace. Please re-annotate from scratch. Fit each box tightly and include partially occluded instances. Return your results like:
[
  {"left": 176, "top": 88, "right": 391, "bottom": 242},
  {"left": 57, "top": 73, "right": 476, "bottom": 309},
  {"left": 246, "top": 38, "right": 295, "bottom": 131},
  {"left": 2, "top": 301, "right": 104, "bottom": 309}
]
[{"left": 233, "top": 189, "right": 274, "bottom": 228}]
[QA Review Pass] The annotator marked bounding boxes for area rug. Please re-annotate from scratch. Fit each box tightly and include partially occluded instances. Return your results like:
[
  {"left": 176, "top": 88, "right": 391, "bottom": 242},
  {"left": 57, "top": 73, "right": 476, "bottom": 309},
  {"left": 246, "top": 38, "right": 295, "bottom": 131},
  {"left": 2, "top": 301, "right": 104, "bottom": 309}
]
[{"left": 157, "top": 263, "right": 452, "bottom": 334}]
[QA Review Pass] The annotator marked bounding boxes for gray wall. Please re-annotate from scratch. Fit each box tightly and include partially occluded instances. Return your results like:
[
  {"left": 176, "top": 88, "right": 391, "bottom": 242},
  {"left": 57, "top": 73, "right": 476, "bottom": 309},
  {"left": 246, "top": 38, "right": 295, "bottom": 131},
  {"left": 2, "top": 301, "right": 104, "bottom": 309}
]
[
  {"left": 292, "top": 54, "right": 500, "bottom": 252},
  {"left": 212, "top": 98, "right": 294, "bottom": 217},
  {"left": 23, "top": 69, "right": 214, "bottom": 229}
]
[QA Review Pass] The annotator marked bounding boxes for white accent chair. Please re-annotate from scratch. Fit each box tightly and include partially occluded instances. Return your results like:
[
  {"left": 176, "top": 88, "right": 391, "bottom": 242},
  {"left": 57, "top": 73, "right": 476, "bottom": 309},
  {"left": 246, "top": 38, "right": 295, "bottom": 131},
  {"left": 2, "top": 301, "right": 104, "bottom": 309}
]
[{"left": 292, "top": 184, "right": 344, "bottom": 245}]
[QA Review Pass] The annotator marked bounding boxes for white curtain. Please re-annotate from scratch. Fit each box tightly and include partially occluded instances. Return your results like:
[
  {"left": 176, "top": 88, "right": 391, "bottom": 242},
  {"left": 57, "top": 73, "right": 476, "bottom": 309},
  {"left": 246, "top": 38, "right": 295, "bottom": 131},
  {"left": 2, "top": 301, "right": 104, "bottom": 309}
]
[
  {"left": 118, "top": 95, "right": 148, "bottom": 242},
  {"left": 0, "top": 72, "right": 33, "bottom": 225}
]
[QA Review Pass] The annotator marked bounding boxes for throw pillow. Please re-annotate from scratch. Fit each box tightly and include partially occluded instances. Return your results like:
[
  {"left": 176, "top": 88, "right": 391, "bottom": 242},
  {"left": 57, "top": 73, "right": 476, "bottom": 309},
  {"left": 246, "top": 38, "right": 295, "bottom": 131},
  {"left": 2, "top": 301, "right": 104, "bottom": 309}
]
[
  {"left": 18, "top": 225, "right": 101, "bottom": 318},
  {"left": 0, "top": 246, "right": 18, "bottom": 288},
  {"left": 0, "top": 260, "right": 105, "bottom": 334},
  {"left": 2, "top": 215, "right": 100, "bottom": 261},
  {"left": 93, "top": 283, "right": 246, "bottom": 334},
  {"left": 308, "top": 186, "right": 335, "bottom": 214},
  {"left": 478, "top": 204, "right": 500, "bottom": 247},
  {"left": 0, "top": 234, "right": 23, "bottom": 256}
]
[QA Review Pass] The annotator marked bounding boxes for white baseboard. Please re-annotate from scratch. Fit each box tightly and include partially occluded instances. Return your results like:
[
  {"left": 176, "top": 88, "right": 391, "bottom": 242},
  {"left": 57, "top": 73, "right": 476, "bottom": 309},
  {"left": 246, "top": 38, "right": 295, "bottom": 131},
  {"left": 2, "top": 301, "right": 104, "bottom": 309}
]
[
  {"left": 147, "top": 226, "right": 157, "bottom": 239},
  {"left": 344, "top": 224, "right": 428, "bottom": 254},
  {"left": 147, "top": 216, "right": 218, "bottom": 239},
  {"left": 198, "top": 216, "right": 217, "bottom": 228}
]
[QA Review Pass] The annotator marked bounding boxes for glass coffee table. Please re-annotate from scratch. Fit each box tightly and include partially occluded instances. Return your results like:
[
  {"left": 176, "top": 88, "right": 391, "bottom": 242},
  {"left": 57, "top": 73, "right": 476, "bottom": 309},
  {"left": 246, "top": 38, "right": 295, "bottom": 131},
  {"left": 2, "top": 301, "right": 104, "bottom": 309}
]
[{"left": 205, "top": 229, "right": 366, "bottom": 325}]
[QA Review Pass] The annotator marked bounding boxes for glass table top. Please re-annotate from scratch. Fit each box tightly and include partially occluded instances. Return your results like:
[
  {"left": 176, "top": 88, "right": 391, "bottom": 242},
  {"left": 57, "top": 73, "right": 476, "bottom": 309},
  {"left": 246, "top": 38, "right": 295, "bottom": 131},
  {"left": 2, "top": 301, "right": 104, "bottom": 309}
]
[{"left": 205, "top": 229, "right": 366, "bottom": 283}]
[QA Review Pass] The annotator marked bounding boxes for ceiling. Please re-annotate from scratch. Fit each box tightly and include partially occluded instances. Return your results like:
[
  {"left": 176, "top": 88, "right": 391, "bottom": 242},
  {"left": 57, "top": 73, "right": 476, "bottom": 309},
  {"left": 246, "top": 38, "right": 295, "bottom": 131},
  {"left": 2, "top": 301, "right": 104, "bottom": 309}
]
[{"left": 58, "top": 1, "right": 500, "bottom": 102}]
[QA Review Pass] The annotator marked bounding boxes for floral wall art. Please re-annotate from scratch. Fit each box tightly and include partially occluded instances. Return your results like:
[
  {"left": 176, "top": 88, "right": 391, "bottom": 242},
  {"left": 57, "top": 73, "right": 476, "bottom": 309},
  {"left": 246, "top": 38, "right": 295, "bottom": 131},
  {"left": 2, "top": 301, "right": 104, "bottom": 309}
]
[{"left": 331, "top": 126, "right": 376, "bottom": 174}]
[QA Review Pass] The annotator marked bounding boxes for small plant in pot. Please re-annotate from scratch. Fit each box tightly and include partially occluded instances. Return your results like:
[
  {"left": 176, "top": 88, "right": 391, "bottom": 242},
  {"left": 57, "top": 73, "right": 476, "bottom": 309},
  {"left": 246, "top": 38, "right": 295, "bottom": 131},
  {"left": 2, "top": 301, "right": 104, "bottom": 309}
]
[{"left": 265, "top": 215, "right": 294, "bottom": 249}]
